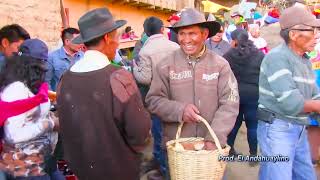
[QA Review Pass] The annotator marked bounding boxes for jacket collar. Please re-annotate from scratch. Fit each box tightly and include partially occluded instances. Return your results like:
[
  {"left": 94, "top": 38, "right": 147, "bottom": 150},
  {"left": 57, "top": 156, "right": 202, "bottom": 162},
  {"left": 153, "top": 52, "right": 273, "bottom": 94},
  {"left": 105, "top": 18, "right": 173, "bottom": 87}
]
[
  {"left": 58, "top": 46, "right": 69, "bottom": 59},
  {"left": 59, "top": 46, "right": 82, "bottom": 60},
  {"left": 179, "top": 44, "right": 208, "bottom": 62},
  {"left": 284, "top": 43, "right": 308, "bottom": 61},
  {"left": 70, "top": 50, "right": 110, "bottom": 72},
  {"left": 0, "top": 52, "right": 5, "bottom": 59}
]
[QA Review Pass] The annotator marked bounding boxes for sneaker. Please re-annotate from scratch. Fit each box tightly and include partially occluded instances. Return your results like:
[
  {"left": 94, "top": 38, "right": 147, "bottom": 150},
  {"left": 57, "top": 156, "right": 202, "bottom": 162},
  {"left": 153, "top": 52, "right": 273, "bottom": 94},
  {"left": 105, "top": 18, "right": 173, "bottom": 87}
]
[
  {"left": 140, "top": 159, "right": 160, "bottom": 175},
  {"left": 249, "top": 153, "right": 259, "bottom": 167},
  {"left": 249, "top": 161, "right": 259, "bottom": 167},
  {"left": 229, "top": 147, "right": 239, "bottom": 156},
  {"left": 147, "top": 170, "right": 164, "bottom": 180},
  {"left": 312, "top": 159, "right": 319, "bottom": 167}
]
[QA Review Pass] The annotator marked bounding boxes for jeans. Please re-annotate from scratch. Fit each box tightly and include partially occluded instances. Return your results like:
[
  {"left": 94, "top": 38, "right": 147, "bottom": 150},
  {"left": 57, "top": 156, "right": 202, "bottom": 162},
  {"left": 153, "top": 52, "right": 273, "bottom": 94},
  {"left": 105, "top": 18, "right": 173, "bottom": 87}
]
[
  {"left": 227, "top": 102, "right": 258, "bottom": 155},
  {"left": 49, "top": 170, "right": 64, "bottom": 180},
  {"left": 307, "top": 126, "right": 320, "bottom": 162},
  {"left": 257, "top": 119, "right": 316, "bottom": 180},
  {"left": 151, "top": 115, "right": 166, "bottom": 175}
]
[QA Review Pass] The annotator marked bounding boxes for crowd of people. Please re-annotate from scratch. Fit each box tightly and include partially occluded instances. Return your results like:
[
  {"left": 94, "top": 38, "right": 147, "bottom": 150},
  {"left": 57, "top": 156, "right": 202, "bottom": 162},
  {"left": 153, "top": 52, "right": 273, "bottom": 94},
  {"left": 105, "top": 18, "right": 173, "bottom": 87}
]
[{"left": 0, "top": 0, "right": 320, "bottom": 180}]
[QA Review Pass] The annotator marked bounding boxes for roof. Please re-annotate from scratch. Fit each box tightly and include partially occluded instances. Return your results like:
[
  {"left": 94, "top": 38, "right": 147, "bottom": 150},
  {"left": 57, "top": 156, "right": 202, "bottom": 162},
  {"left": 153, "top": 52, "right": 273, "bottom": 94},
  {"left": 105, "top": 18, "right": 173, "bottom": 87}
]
[{"left": 202, "top": 0, "right": 231, "bottom": 13}]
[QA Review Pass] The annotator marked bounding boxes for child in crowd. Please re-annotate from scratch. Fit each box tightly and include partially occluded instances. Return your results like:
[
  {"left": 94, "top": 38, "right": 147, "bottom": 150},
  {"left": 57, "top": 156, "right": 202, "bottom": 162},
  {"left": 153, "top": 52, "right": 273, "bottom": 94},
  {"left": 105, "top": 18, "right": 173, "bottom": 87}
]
[
  {"left": 121, "top": 26, "right": 139, "bottom": 40},
  {"left": 249, "top": 24, "right": 268, "bottom": 54}
]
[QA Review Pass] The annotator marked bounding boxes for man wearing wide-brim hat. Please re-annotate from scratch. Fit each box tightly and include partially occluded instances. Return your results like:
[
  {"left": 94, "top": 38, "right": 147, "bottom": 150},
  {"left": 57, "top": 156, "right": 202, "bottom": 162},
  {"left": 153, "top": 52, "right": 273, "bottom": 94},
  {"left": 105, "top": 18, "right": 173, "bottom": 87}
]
[
  {"left": 257, "top": 6, "right": 320, "bottom": 180},
  {"left": 145, "top": 7, "right": 239, "bottom": 175},
  {"left": 56, "top": 7, "right": 151, "bottom": 180}
]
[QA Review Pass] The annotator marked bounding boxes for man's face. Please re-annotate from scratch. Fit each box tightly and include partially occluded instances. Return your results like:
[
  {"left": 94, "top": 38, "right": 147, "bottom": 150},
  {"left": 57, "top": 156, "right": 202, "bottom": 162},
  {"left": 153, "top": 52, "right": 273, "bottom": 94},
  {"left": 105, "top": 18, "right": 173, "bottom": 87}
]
[
  {"left": 65, "top": 34, "right": 82, "bottom": 53},
  {"left": 290, "top": 25, "right": 319, "bottom": 53},
  {"left": 232, "top": 15, "right": 242, "bottom": 24},
  {"left": 211, "top": 28, "right": 223, "bottom": 42},
  {"left": 178, "top": 25, "right": 209, "bottom": 56},
  {"left": 105, "top": 29, "right": 120, "bottom": 60},
  {"left": 1, "top": 38, "right": 24, "bottom": 57}
]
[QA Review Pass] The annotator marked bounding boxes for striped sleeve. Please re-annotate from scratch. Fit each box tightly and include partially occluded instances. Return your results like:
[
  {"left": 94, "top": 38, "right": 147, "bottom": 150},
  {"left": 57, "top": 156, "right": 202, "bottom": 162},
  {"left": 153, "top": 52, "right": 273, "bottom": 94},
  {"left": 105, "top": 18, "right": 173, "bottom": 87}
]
[{"left": 260, "top": 54, "right": 304, "bottom": 116}]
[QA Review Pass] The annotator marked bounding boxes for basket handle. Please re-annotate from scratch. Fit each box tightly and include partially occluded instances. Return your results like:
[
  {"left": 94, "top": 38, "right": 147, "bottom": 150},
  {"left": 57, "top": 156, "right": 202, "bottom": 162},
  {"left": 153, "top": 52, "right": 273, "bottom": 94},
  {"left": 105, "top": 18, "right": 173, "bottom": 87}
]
[{"left": 175, "top": 115, "right": 223, "bottom": 152}]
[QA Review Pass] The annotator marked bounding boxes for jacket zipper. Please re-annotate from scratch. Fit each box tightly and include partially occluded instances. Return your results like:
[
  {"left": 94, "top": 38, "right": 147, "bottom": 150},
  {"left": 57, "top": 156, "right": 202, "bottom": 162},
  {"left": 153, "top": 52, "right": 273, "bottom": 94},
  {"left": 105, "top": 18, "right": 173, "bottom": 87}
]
[{"left": 191, "top": 60, "right": 198, "bottom": 137}]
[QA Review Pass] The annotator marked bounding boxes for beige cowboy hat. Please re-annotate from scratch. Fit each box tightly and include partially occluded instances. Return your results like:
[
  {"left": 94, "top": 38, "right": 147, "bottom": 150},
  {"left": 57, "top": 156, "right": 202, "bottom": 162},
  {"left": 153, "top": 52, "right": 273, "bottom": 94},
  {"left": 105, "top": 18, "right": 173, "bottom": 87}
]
[{"left": 168, "top": 8, "right": 221, "bottom": 38}]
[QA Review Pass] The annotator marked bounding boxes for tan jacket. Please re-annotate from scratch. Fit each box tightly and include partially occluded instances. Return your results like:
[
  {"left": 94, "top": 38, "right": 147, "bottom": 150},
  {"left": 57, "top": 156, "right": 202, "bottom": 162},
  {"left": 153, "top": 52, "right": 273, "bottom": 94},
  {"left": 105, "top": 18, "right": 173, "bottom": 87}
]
[
  {"left": 145, "top": 48, "right": 239, "bottom": 146},
  {"left": 133, "top": 34, "right": 179, "bottom": 85}
]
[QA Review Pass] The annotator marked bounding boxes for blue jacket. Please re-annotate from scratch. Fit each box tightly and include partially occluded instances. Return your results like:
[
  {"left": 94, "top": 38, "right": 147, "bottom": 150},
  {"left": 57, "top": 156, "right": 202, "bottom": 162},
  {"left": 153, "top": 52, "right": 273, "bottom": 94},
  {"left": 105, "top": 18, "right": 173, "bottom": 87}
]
[
  {"left": 45, "top": 47, "right": 83, "bottom": 91},
  {"left": 0, "top": 52, "right": 6, "bottom": 72}
]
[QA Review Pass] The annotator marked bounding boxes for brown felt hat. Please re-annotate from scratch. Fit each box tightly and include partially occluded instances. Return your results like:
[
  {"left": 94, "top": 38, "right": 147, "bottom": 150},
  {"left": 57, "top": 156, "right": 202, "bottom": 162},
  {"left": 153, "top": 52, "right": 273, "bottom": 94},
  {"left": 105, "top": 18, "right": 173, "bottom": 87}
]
[
  {"left": 168, "top": 8, "right": 221, "bottom": 38},
  {"left": 73, "top": 8, "right": 126, "bottom": 44},
  {"left": 279, "top": 6, "right": 320, "bottom": 30}
]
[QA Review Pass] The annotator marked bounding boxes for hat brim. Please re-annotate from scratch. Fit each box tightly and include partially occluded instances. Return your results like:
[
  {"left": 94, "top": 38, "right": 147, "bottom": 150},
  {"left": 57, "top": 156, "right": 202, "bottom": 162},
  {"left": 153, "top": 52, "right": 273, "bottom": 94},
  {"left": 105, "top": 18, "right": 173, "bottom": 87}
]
[
  {"left": 231, "top": 14, "right": 243, "bottom": 18},
  {"left": 28, "top": 59, "right": 48, "bottom": 71},
  {"left": 168, "top": 21, "right": 221, "bottom": 38},
  {"left": 72, "top": 20, "right": 127, "bottom": 44},
  {"left": 304, "top": 19, "right": 320, "bottom": 28}
]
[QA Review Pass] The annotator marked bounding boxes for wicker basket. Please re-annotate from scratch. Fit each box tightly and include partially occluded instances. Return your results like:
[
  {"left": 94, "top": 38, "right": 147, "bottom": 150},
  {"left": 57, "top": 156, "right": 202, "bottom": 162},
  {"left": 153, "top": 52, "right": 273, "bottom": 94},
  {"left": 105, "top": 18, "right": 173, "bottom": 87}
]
[{"left": 166, "top": 115, "right": 230, "bottom": 180}]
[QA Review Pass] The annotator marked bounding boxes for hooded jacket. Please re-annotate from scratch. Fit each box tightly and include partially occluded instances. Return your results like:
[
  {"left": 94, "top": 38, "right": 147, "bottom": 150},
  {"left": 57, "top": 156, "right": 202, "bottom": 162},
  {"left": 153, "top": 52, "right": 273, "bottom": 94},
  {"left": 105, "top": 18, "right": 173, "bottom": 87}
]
[{"left": 223, "top": 47, "right": 264, "bottom": 102}]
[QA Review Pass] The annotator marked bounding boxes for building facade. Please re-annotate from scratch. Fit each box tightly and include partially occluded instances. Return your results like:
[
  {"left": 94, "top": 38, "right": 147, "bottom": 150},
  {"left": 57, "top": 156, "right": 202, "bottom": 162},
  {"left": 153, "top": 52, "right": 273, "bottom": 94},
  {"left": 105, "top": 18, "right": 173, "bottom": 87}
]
[{"left": 0, "top": 0, "right": 195, "bottom": 50}]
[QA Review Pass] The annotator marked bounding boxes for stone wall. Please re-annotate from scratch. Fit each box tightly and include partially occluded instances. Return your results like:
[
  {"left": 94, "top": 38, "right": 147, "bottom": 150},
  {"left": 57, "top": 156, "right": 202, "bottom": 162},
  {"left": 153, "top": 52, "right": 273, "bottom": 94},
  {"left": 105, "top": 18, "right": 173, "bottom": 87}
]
[
  {"left": 0, "top": 0, "right": 61, "bottom": 50},
  {"left": 176, "top": 0, "right": 195, "bottom": 10}
]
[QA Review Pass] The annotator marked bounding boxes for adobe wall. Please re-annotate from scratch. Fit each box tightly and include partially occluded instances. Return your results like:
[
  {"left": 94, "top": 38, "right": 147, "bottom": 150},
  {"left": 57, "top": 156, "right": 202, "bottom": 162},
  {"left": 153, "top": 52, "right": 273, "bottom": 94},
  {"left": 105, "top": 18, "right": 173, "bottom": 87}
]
[{"left": 0, "top": 0, "right": 61, "bottom": 50}]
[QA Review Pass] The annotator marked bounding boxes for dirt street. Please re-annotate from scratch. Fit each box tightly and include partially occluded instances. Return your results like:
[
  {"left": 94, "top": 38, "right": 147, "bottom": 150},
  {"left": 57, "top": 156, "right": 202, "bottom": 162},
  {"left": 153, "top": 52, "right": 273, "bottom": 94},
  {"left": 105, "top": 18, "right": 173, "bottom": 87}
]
[{"left": 141, "top": 124, "right": 320, "bottom": 180}]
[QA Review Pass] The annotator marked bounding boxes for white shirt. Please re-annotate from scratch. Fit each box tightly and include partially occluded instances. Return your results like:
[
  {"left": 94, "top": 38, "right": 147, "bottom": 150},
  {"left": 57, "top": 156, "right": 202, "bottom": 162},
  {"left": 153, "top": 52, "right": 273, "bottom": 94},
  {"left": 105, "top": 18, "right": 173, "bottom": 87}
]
[
  {"left": 250, "top": 36, "right": 267, "bottom": 49},
  {"left": 70, "top": 50, "right": 110, "bottom": 73}
]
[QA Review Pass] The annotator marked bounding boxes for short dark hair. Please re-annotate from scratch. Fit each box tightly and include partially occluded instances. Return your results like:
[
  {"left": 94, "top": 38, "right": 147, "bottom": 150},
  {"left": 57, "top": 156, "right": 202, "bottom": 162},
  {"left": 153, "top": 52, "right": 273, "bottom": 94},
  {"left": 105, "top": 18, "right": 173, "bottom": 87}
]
[
  {"left": 143, "top": 17, "right": 164, "bottom": 37},
  {"left": 0, "top": 24, "right": 30, "bottom": 43},
  {"left": 125, "top": 26, "right": 132, "bottom": 33},
  {"left": 231, "top": 28, "right": 258, "bottom": 56},
  {"left": 280, "top": 29, "right": 290, "bottom": 44},
  {"left": 61, "top": 27, "right": 80, "bottom": 45},
  {"left": 84, "top": 35, "right": 105, "bottom": 47},
  {"left": 198, "top": 24, "right": 209, "bottom": 32}
]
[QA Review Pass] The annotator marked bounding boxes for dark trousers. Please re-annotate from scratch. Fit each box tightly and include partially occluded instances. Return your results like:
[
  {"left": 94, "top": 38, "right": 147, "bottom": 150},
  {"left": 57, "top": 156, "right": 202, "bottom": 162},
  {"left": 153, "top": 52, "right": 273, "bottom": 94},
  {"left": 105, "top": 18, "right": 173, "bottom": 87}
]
[
  {"left": 45, "top": 134, "right": 64, "bottom": 180},
  {"left": 151, "top": 115, "right": 167, "bottom": 175},
  {"left": 227, "top": 102, "right": 258, "bottom": 155},
  {"left": 7, "top": 175, "right": 50, "bottom": 180}
]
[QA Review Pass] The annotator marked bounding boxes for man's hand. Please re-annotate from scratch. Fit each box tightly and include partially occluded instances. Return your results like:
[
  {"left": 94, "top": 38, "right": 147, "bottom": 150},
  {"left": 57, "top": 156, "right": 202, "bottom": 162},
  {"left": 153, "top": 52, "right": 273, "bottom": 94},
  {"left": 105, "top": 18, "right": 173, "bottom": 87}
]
[
  {"left": 313, "top": 101, "right": 320, "bottom": 114},
  {"left": 51, "top": 112, "right": 60, "bottom": 131},
  {"left": 204, "top": 141, "right": 217, "bottom": 151},
  {"left": 182, "top": 104, "right": 200, "bottom": 123},
  {"left": 304, "top": 100, "right": 320, "bottom": 114}
]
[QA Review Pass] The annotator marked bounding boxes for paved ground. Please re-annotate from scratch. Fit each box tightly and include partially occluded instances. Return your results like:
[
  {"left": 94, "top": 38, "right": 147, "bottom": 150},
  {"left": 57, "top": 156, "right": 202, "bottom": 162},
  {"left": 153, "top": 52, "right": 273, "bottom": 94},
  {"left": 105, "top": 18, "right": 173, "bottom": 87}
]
[{"left": 141, "top": 124, "right": 320, "bottom": 180}]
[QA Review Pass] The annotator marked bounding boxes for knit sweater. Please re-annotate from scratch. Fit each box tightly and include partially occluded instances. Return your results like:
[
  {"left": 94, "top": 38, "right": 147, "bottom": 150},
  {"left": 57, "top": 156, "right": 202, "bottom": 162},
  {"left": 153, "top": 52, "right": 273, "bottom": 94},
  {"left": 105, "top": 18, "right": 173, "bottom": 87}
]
[{"left": 259, "top": 44, "right": 320, "bottom": 125}]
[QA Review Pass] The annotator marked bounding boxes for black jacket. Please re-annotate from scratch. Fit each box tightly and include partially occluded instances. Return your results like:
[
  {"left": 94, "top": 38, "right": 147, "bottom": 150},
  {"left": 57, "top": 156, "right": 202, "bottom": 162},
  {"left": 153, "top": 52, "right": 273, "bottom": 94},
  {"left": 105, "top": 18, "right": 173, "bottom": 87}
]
[{"left": 223, "top": 47, "right": 264, "bottom": 103}]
